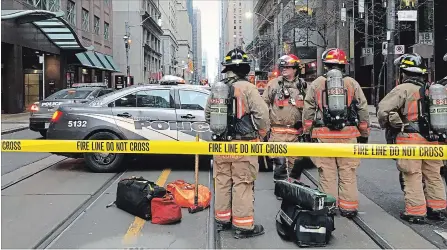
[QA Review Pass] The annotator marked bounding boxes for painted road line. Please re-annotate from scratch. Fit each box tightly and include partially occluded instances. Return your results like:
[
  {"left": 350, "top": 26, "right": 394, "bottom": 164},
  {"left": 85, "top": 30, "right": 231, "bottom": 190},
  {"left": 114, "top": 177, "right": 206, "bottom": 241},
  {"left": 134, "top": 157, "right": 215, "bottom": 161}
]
[{"left": 122, "top": 168, "right": 172, "bottom": 245}]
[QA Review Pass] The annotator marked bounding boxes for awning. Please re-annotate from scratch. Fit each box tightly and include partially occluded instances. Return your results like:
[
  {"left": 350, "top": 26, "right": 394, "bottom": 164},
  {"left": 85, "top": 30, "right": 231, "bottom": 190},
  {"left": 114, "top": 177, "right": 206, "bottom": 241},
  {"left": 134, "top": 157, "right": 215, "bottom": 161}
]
[
  {"left": 1, "top": 10, "right": 93, "bottom": 51},
  {"left": 75, "top": 51, "right": 120, "bottom": 72}
]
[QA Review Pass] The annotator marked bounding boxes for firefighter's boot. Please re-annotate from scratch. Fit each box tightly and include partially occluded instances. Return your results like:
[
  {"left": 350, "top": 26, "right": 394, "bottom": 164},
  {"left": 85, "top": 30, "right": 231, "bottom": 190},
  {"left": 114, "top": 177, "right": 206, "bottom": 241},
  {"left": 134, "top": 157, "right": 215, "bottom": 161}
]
[
  {"left": 273, "top": 158, "right": 288, "bottom": 182},
  {"left": 427, "top": 207, "right": 446, "bottom": 221},
  {"left": 289, "top": 161, "right": 303, "bottom": 181},
  {"left": 400, "top": 213, "right": 425, "bottom": 224},
  {"left": 216, "top": 221, "right": 232, "bottom": 232},
  {"left": 340, "top": 209, "right": 358, "bottom": 219},
  {"left": 233, "top": 224, "right": 265, "bottom": 239}
]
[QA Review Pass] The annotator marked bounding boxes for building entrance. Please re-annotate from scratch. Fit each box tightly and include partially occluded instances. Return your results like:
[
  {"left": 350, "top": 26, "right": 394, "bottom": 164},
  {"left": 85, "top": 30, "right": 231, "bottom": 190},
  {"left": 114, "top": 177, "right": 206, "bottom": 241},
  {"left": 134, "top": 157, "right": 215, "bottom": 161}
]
[{"left": 24, "top": 69, "right": 42, "bottom": 108}]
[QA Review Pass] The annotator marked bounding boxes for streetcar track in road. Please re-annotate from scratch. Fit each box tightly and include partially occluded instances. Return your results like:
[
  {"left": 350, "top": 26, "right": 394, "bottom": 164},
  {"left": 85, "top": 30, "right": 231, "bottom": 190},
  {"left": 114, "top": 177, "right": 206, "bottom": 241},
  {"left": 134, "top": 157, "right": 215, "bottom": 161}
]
[
  {"left": 33, "top": 171, "right": 126, "bottom": 249},
  {"left": 1, "top": 156, "right": 68, "bottom": 190},
  {"left": 303, "top": 169, "right": 395, "bottom": 250}
]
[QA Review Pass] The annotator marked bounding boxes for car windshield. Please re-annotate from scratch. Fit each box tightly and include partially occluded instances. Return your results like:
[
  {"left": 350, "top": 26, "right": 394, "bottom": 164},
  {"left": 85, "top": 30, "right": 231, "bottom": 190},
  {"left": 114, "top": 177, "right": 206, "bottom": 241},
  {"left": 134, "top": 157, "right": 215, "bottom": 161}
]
[{"left": 46, "top": 89, "right": 93, "bottom": 99}]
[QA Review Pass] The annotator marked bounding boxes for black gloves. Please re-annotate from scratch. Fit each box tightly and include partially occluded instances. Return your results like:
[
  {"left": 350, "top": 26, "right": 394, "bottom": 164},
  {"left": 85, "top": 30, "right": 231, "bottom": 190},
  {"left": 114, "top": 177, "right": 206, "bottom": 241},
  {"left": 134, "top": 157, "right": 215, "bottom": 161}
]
[
  {"left": 302, "top": 134, "right": 312, "bottom": 142},
  {"left": 357, "top": 136, "right": 368, "bottom": 144}
]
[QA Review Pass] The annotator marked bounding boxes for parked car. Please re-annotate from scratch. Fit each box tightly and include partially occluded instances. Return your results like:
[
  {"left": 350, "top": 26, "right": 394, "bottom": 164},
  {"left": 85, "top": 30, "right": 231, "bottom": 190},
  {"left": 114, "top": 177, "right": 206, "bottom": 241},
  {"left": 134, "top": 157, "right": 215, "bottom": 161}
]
[{"left": 29, "top": 83, "right": 114, "bottom": 137}]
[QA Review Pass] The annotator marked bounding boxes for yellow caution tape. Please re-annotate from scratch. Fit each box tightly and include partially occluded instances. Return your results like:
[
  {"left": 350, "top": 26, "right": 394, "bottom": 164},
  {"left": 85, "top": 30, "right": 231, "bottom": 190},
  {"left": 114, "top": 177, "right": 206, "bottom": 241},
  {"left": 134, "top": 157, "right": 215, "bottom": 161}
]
[{"left": 1, "top": 140, "right": 446, "bottom": 160}]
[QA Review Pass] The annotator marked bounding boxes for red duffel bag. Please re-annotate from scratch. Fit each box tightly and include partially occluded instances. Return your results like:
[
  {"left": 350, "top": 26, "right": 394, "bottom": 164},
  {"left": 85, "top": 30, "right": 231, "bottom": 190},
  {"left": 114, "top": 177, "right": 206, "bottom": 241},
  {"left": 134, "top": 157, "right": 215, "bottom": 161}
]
[{"left": 151, "top": 192, "right": 182, "bottom": 225}]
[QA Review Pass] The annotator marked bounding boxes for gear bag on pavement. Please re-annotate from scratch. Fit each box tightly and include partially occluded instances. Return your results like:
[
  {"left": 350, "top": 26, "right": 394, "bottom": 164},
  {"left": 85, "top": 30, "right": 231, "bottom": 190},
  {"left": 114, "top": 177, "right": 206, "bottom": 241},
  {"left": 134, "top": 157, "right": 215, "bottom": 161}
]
[
  {"left": 275, "top": 180, "right": 335, "bottom": 247},
  {"left": 151, "top": 192, "right": 182, "bottom": 224},
  {"left": 167, "top": 180, "right": 211, "bottom": 208},
  {"left": 108, "top": 176, "right": 167, "bottom": 220}
]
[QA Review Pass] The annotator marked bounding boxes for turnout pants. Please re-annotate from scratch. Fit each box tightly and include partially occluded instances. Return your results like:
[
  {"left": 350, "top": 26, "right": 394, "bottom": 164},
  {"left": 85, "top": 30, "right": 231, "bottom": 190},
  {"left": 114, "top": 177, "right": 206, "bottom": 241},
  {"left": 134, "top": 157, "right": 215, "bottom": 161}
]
[
  {"left": 214, "top": 155, "right": 259, "bottom": 230},
  {"left": 397, "top": 159, "right": 446, "bottom": 216},
  {"left": 311, "top": 138, "right": 360, "bottom": 212}
]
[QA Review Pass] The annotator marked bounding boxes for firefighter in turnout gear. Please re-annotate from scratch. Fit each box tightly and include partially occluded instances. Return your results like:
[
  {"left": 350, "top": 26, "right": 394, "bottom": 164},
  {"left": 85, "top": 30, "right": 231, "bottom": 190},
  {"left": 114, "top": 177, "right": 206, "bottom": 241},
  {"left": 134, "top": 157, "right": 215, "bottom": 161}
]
[
  {"left": 205, "top": 48, "right": 270, "bottom": 238},
  {"left": 263, "top": 54, "right": 308, "bottom": 182},
  {"left": 378, "top": 53, "right": 447, "bottom": 224},
  {"left": 302, "top": 48, "right": 370, "bottom": 218}
]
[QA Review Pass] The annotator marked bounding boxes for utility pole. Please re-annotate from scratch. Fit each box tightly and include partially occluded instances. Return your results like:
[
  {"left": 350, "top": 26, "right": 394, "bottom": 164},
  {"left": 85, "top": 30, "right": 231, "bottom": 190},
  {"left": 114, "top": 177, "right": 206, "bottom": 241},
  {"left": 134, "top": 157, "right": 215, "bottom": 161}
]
[
  {"left": 386, "top": 0, "right": 395, "bottom": 94},
  {"left": 124, "top": 21, "right": 131, "bottom": 87},
  {"left": 279, "top": 1, "right": 284, "bottom": 56}
]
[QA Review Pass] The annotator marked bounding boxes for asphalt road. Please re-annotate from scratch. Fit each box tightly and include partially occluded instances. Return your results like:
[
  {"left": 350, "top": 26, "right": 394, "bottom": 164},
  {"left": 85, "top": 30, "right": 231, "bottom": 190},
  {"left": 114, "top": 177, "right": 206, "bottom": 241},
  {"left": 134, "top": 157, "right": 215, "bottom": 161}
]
[
  {"left": 1, "top": 128, "right": 445, "bottom": 249},
  {"left": 1, "top": 129, "right": 50, "bottom": 175}
]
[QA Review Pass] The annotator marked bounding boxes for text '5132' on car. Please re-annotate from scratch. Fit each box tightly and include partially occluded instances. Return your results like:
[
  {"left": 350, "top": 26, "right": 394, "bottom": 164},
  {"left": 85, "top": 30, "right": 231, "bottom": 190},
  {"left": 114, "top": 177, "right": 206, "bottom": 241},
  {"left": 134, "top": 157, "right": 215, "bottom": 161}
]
[
  {"left": 29, "top": 83, "right": 114, "bottom": 137},
  {"left": 46, "top": 82, "right": 241, "bottom": 173}
]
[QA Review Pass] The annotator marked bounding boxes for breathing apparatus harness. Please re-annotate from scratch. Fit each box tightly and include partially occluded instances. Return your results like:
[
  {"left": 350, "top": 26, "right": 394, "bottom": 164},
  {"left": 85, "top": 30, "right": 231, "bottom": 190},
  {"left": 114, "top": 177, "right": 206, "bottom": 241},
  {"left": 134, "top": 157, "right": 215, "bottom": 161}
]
[
  {"left": 275, "top": 77, "right": 306, "bottom": 107},
  {"left": 214, "top": 76, "right": 258, "bottom": 141},
  {"left": 320, "top": 72, "right": 359, "bottom": 131},
  {"left": 387, "top": 78, "right": 446, "bottom": 143}
]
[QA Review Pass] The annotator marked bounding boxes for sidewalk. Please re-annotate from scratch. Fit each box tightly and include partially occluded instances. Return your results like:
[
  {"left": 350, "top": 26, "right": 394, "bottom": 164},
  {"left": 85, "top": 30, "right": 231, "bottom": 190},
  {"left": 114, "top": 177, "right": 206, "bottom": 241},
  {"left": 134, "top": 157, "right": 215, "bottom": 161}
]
[{"left": 1, "top": 112, "right": 30, "bottom": 135}]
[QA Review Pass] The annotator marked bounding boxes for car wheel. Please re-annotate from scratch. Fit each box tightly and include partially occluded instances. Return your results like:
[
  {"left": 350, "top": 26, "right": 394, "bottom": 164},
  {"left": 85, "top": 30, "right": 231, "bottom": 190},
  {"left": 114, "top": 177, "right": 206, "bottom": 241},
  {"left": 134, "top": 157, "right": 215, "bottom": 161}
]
[
  {"left": 40, "top": 130, "right": 47, "bottom": 138},
  {"left": 83, "top": 132, "right": 125, "bottom": 173}
]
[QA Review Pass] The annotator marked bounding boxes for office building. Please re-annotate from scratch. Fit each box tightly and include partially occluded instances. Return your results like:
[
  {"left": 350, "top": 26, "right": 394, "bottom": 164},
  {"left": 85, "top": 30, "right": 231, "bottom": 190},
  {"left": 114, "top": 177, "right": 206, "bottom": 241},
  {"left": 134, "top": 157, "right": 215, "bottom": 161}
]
[
  {"left": 112, "top": 0, "right": 163, "bottom": 85},
  {"left": 192, "top": 8, "right": 202, "bottom": 83},
  {"left": 160, "top": 0, "right": 180, "bottom": 76},
  {"left": 176, "top": 0, "right": 194, "bottom": 83},
  {"left": 1, "top": 0, "right": 119, "bottom": 114}
]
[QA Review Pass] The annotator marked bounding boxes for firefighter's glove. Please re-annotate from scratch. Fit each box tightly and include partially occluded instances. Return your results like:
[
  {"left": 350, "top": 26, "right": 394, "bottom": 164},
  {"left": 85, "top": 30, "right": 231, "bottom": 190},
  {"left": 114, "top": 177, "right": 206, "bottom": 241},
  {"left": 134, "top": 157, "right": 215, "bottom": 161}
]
[
  {"left": 357, "top": 136, "right": 369, "bottom": 144},
  {"left": 388, "top": 112, "right": 403, "bottom": 129},
  {"left": 302, "top": 134, "right": 312, "bottom": 143}
]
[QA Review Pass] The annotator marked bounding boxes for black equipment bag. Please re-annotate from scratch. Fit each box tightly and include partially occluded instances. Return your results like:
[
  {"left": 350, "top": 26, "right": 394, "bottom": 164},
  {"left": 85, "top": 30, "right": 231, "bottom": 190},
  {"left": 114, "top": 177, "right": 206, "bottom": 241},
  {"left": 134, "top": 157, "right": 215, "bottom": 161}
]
[
  {"left": 112, "top": 176, "right": 167, "bottom": 220},
  {"left": 276, "top": 200, "right": 335, "bottom": 247},
  {"left": 274, "top": 180, "right": 327, "bottom": 211}
]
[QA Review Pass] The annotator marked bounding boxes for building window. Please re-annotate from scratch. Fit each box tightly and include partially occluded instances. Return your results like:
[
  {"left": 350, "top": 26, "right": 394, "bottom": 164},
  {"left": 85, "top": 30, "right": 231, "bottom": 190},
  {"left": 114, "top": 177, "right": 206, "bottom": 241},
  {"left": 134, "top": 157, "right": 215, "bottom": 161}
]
[
  {"left": 104, "top": 22, "right": 109, "bottom": 40},
  {"left": 66, "top": 0, "right": 75, "bottom": 26},
  {"left": 234, "top": 20, "right": 236, "bottom": 24},
  {"left": 94, "top": 16, "right": 100, "bottom": 35},
  {"left": 234, "top": 25, "right": 236, "bottom": 29},
  {"left": 82, "top": 8, "right": 90, "bottom": 31},
  {"left": 239, "top": 19, "right": 242, "bottom": 23},
  {"left": 27, "top": 0, "right": 61, "bottom": 11},
  {"left": 239, "top": 26, "right": 242, "bottom": 29},
  {"left": 239, "top": 2, "right": 241, "bottom": 6}
]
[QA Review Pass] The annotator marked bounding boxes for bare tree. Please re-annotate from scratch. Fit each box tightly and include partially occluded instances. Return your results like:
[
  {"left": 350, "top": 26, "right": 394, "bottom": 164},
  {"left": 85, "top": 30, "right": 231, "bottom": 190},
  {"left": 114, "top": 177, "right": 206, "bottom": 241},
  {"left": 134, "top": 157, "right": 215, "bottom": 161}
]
[
  {"left": 280, "top": 0, "right": 433, "bottom": 57},
  {"left": 282, "top": 0, "right": 339, "bottom": 50}
]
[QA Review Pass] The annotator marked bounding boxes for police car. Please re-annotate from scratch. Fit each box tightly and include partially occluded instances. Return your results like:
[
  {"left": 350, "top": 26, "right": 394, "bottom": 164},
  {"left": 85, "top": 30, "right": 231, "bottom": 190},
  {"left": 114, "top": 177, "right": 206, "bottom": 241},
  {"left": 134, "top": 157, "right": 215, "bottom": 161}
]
[
  {"left": 29, "top": 83, "right": 114, "bottom": 137},
  {"left": 46, "top": 80, "right": 215, "bottom": 172}
]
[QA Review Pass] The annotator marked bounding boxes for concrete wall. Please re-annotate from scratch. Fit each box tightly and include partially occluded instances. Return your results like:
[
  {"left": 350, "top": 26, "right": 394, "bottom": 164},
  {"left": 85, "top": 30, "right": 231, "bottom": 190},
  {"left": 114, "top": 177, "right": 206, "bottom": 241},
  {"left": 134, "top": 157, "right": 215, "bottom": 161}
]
[{"left": 112, "top": 7, "right": 143, "bottom": 82}]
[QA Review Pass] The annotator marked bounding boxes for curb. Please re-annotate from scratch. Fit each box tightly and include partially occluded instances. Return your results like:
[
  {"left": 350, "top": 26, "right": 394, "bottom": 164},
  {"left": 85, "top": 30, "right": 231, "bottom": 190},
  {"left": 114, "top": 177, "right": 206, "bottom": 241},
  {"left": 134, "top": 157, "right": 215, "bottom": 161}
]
[{"left": 1, "top": 126, "right": 29, "bottom": 135}]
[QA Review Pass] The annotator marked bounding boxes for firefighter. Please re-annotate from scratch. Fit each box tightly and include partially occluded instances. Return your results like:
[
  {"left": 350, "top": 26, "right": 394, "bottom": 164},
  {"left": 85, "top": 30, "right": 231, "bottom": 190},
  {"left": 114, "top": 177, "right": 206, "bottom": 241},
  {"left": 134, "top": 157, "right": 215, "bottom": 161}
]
[
  {"left": 205, "top": 48, "right": 270, "bottom": 238},
  {"left": 377, "top": 53, "right": 446, "bottom": 223},
  {"left": 262, "top": 54, "right": 308, "bottom": 182},
  {"left": 302, "top": 48, "right": 370, "bottom": 218}
]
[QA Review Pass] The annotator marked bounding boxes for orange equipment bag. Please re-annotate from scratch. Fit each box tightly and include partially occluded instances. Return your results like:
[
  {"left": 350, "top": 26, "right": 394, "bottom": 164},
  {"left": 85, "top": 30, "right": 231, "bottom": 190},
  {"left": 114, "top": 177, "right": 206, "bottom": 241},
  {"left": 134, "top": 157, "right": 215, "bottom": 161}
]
[{"left": 166, "top": 180, "right": 211, "bottom": 208}]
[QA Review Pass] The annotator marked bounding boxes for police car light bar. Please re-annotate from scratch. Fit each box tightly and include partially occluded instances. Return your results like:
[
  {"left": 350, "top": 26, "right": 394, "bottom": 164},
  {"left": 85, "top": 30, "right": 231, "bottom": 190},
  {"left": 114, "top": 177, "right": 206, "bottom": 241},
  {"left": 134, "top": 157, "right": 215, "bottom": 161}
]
[{"left": 72, "top": 83, "right": 108, "bottom": 88}]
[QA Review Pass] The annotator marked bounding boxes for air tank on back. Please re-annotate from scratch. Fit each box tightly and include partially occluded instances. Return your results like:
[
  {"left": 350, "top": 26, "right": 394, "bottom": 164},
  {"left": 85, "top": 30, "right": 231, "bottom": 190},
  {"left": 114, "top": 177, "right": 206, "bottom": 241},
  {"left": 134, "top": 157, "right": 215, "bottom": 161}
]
[
  {"left": 209, "top": 81, "right": 230, "bottom": 138},
  {"left": 326, "top": 69, "right": 346, "bottom": 117},
  {"left": 428, "top": 83, "right": 447, "bottom": 134}
]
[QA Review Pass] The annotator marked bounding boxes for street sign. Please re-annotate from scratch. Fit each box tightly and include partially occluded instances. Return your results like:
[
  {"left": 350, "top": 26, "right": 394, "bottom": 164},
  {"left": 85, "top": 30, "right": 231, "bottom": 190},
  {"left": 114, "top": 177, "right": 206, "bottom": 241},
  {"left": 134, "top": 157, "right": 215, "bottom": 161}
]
[
  {"left": 397, "top": 10, "right": 417, "bottom": 21},
  {"left": 362, "top": 47, "right": 373, "bottom": 56},
  {"left": 395, "top": 45, "right": 405, "bottom": 55},
  {"left": 382, "top": 42, "right": 388, "bottom": 55},
  {"left": 419, "top": 32, "right": 433, "bottom": 45}
]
